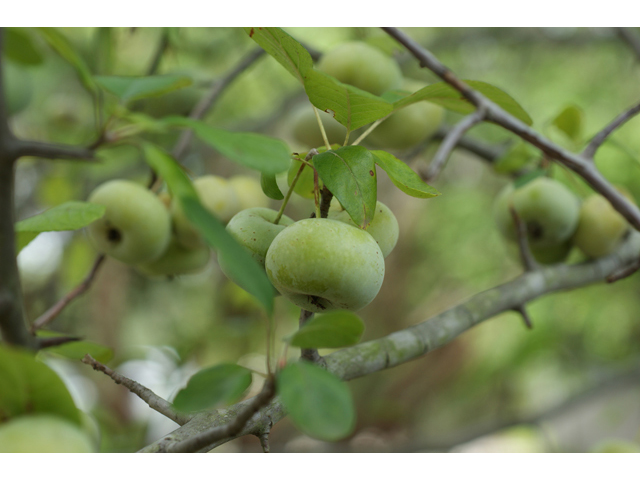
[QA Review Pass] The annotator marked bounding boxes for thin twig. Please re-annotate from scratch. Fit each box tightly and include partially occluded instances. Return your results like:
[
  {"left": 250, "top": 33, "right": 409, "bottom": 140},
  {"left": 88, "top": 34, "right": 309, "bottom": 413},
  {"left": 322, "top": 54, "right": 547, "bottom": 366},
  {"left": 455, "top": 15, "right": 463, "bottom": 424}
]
[
  {"left": 583, "top": 101, "right": 640, "bottom": 159},
  {"left": 606, "top": 258, "right": 640, "bottom": 283},
  {"left": 616, "top": 27, "right": 640, "bottom": 62},
  {"left": 82, "top": 354, "right": 191, "bottom": 426},
  {"left": 509, "top": 206, "right": 539, "bottom": 272},
  {"left": 422, "top": 108, "right": 486, "bottom": 181},
  {"left": 165, "top": 378, "right": 275, "bottom": 453},
  {"left": 381, "top": 27, "right": 640, "bottom": 233},
  {"left": 31, "top": 255, "right": 105, "bottom": 333},
  {"left": 171, "top": 48, "right": 265, "bottom": 160},
  {"left": 512, "top": 305, "right": 533, "bottom": 330},
  {"left": 146, "top": 28, "right": 170, "bottom": 76},
  {"left": 431, "top": 125, "right": 508, "bottom": 164}
]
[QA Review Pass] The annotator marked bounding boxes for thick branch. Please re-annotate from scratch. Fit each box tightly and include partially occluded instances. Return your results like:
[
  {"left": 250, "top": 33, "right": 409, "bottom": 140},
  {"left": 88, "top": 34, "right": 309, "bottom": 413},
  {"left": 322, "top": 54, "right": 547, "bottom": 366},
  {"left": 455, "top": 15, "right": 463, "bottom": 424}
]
[
  {"left": 583, "top": 101, "right": 640, "bottom": 159},
  {"left": 140, "top": 231, "right": 640, "bottom": 453},
  {"left": 82, "top": 354, "right": 191, "bottom": 426},
  {"left": 14, "top": 140, "right": 95, "bottom": 162},
  {"left": 172, "top": 48, "right": 265, "bottom": 160},
  {"left": 381, "top": 27, "right": 640, "bottom": 233}
]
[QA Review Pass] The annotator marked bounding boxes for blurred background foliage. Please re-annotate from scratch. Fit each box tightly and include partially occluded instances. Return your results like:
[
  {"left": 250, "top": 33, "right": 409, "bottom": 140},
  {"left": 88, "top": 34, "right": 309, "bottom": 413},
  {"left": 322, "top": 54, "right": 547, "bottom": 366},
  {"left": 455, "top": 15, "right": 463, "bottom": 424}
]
[{"left": 6, "top": 27, "right": 640, "bottom": 453}]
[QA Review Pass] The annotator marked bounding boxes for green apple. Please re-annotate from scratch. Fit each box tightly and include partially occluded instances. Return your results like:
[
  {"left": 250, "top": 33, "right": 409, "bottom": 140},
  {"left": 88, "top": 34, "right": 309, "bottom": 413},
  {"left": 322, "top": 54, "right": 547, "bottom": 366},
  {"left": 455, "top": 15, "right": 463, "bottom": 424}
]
[
  {"left": 493, "top": 177, "right": 581, "bottom": 248},
  {"left": 265, "top": 218, "right": 385, "bottom": 312},
  {"left": 87, "top": 180, "right": 172, "bottom": 264},
  {"left": 530, "top": 241, "right": 572, "bottom": 264},
  {"left": 288, "top": 103, "right": 348, "bottom": 148},
  {"left": 228, "top": 175, "right": 270, "bottom": 211},
  {"left": 317, "top": 41, "right": 403, "bottom": 96},
  {"left": 218, "top": 208, "right": 294, "bottom": 281},
  {"left": 136, "top": 238, "right": 210, "bottom": 277},
  {"left": 329, "top": 201, "right": 399, "bottom": 258},
  {"left": 172, "top": 175, "right": 240, "bottom": 248},
  {"left": 0, "top": 414, "right": 96, "bottom": 453},
  {"left": 572, "top": 194, "right": 629, "bottom": 258}
]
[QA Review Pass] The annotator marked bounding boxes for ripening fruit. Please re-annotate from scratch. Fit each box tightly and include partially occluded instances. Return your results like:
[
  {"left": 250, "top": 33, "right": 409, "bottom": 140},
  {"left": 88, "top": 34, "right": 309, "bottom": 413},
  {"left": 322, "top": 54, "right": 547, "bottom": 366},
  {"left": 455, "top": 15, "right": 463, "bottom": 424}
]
[
  {"left": 329, "top": 201, "right": 399, "bottom": 258},
  {"left": 228, "top": 176, "right": 270, "bottom": 211},
  {"left": 0, "top": 415, "right": 96, "bottom": 453},
  {"left": 317, "top": 41, "right": 403, "bottom": 96},
  {"left": 136, "top": 238, "right": 210, "bottom": 277},
  {"left": 265, "top": 218, "right": 385, "bottom": 312},
  {"left": 87, "top": 180, "right": 171, "bottom": 264},
  {"left": 288, "top": 103, "right": 348, "bottom": 148},
  {"left": 218, "top": 208, "right": 294, "bottom": 281},
  {"left": 572, "top": 194, "right": 630, "bottom": 258},
  {"left": 172, "top": 175, "right": 241, "bottom": 249},
  {"left": 493, "top": 177, "right": 581, "bottom": 248}
]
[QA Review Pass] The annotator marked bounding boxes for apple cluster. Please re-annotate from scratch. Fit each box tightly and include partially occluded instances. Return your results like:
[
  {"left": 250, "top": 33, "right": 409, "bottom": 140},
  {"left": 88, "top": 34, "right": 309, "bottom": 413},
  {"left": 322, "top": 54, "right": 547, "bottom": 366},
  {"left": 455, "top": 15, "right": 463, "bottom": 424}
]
[
  {"left": 288, "top": 41, "right": 444, "bottom": 151},
  {"left": 86, "top": 175, "right": 268, "bottom": 277},
  {"left": 493, "top": 177, "right": 633, "bottom": 264}
]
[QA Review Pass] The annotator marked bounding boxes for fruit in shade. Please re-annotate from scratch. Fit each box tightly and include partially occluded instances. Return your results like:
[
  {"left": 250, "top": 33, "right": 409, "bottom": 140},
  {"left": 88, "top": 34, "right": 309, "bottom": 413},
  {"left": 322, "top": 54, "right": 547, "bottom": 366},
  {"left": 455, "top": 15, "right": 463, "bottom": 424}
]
[
  {"left": 317, "top": 41, "right": 403, "bottom": 96},
  {"left": 218, "top": 208, "right": 294, "bottom": 281},
  {"left": 172, "top": 175, "right": 240, "bottom": 248},
  {"left": 329, "top": 201, "right": 399, "bottom": 258},
  {"left": 265, "top": 218, "right": 385, "bottom": 312},
  {"left": 288, "top": 104, "right": 347, "bottom": 147},
  {"left": 572, "top": 194, "right": 630, "bottom": 258},
  {"left": 87, "top": 180, "right": 171, "bottom": 264},
  {"left": 493, "top": 177, "right": 580, "bottom": 248},
  {"left": 228, "top": 176, "right": 270, "bottom": 211},
  {"left": 136, "top": 238, "right": 210, "bottom": 277},
  {"left": 0, "top": 415, "right": 95, "bottom": 453}
]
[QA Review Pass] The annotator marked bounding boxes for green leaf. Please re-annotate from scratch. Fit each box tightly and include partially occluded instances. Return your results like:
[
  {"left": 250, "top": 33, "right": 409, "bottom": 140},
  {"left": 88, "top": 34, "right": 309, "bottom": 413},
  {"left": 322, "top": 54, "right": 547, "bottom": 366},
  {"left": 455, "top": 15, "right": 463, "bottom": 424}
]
[
  {"left": 260, "top": 172, "right": 284, "bottom": 200},
  {"left": 372, "top": 150, "right": 440, "bottom": 199},
  {"left": 314, "top": 146, "right": 377, "bottom": 228},
  {"left": 278, "top": 362, "right": 355, "bottom": 442},
  {"left": 0, "top": 345, "right": 81, "bottom": 426},
  {"left": 173, "top": 364, "right": 252, "bottom": 413},
  {"left": 4, "top": 28, "right": 43, "bottom": 66},
  {"left": 244, "top": 27, "right": 312, "bottom": 84},
  {"left": 514, "top": 168, "right": 548, "bottom": 189},
  {"left": 15, "top": 232, "right": 39, "bottom": 254},
  {"left": 288, "top": 311, "right": 364, "bottom": 349},
  {"left": 142, "top": 143, "right": 274, "bottom": 315},
  {"left": 36, "top": 331, "right": 113, "bottom": 364},
  {"left": 394, "top": 80, "right": 533, "bottom": 126},
  {"left": 551, "top": 104, "right": 583, "bottom": 143},
  {"left": 94, "top": 75, "right": 192, "bottom": 103},
  {"left": 304, "top": 69, "right": 393, "bottom": 132},
  {"left": 164, "top": 117, "right": 291, "bottom": 175},
  {"left": 36, "top": 27, "right": 97, "bottom": 94},
  {"left": 493, "top": 141, "right": 537, "bottom": 174}
]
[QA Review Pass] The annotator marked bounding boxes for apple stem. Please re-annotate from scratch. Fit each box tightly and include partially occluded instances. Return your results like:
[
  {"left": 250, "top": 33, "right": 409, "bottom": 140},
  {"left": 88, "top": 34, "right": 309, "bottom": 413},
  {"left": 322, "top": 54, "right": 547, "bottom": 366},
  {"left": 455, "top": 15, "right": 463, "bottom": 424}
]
[
  {"left": 275, "top": 163, "right": 305, "bottom": 225},
  {"left": 312, "top": 106, "right": 332, "bottom": 151}
]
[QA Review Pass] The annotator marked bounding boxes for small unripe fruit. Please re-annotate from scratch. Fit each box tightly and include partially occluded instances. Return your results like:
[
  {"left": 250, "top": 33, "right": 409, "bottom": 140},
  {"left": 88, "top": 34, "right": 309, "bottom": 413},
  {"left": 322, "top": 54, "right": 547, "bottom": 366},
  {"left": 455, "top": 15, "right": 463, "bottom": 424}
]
[
  {"left": 329, "top": 201, "right": 399, "bottom": 258},
  {"left": 228, "top": 176, "right": 270, "bottom": 211},
  {"left": 265, "top": 218, "right": 385, "bottom": 312},
  {"left": 0, "top": 415, "right": 96, "bottom": 453},
  {"left": 572, "top": 195, "right": 630, "bottom": 258},
  {"left": 317, "top": 42, "right": 403, "bottom": 96},
  {"left": 87, "top": 180, "right": 171, "bottom": 264},
  {"left": 136, "top": 238, "right": 210, "bottom": 277}
]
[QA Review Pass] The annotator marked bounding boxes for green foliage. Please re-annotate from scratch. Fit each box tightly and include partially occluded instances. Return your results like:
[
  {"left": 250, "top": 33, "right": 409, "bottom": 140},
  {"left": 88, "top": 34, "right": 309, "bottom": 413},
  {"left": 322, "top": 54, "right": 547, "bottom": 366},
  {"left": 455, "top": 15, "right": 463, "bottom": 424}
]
[
  {"left": 36, "top": 332, "right": 113, "bottom": 364},
  {"left": 95, "top": 75, "right": 193, "bottom": 103},
  {"left": 173, "top": 364, "right": 252, "bottom": 413},
  {"left": 551, "top": 104, "right": 584, "bottom": 143},
  {"left": 0, "top": 346, "right": 81, "bottom": 426},
  {"left": 3, "top": 28, "right": 43, "bottom": 66},
  {"left": 142, "top": 143, "right": 275, "bottom": 316},
  {"left": 260, "top": 172, "right": 284, "bottom": 200},
  {"left": 371, "top": 150, "right": 440, "bottom": 198},
  {"left": 288, "top": 311, "right": 365, "bottom": 349},
  {"left": 493, "top": 141, "right": 538, "bottom": 174},
  {"left": 314, "top": 146, "right": 377, "bottom": 228},
  {"left": 277, "top": 361, "right": 355, "bottom": 441}
]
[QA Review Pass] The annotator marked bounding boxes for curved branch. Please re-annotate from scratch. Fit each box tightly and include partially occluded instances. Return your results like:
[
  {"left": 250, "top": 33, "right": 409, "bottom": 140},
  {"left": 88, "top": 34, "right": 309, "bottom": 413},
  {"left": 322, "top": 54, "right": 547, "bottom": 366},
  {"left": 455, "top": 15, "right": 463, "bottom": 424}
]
[
  {"left": 583, "top": 100, "right": 640, "bottom": 159},
  {"left": 139, "top": 231, "right": 640, "bottom": 453}
]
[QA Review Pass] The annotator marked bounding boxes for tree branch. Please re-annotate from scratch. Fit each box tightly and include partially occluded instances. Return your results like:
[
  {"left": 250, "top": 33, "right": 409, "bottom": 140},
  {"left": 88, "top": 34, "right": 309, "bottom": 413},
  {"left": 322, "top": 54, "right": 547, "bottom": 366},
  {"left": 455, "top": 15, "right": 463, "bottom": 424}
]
[
  {"left": 30, "top": 255, "right": 105, "bottom": 333},
  {"left": 14, "top": 140, "right": 95, "bottom": 162},
  {"left": 582, "top": 100, "right": 640, "bottom": 159},
  {"left": 616, "top": 27, "right": 640, "bottom": 62},
  {"left": 146, "top": 28, "right": 171, "bottom": 76},
  {"left": 82, "top": 354, "right": 191, "bottom": 426},
  {"left": 381, "top": 27, "right": 640, "bottom": 233},
  {"left": 139, "top": 231, "right": 640, "bottom": 453}
]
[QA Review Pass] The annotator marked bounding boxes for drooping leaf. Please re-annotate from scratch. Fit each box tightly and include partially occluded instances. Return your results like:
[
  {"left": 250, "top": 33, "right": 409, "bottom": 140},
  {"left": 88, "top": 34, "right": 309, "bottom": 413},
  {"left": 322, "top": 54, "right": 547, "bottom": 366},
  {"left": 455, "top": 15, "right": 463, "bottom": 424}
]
[
  {"left": 313, "top": 146, "right": 377, "bottom": 228},
  {"left": 142, "top": 143, "right": 274, "bottom": 315},
  {"left": 277, "top": 362, "right": 355, "bottom": 442},
  {"left": 304, "top": 69, "right": 393, "bottom": 132},
  {"left": 244, "top": 27, "right": 312, "bottom": 84},
  {"left": 288, "top": 311, "right": 364, "bottom": 349},
  {"left": 36, "top": 28, "right": 97, "bottom": 94},
  {"left": 394, "top": 80, "right": 533, "bottom": 126},
  {"left": 372, "top": 150, "right": 440, "bottom": 199},
  {"left": 260, "top": 172, "right": 284, "bottom": 200},
  {"left": 94, "top": 75, "right": 192, "bottom": 103},
  {"left": 4, "top": 28, "right": 43, "bottom": 66},
  {"left": 164, "top": 117, "right": 290, "bottom": 175},
  {"left": 0, "top": 345, "right": 81, "bottom": 426},
  {"left": 173, "top": 364, "right": 252, "bottom": 413},
  {"left": 36, "top": 331, "right": 113, "bottom": 364},
  {"left": 551, "top": 104, "right": 583, "bottom": 143}
]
